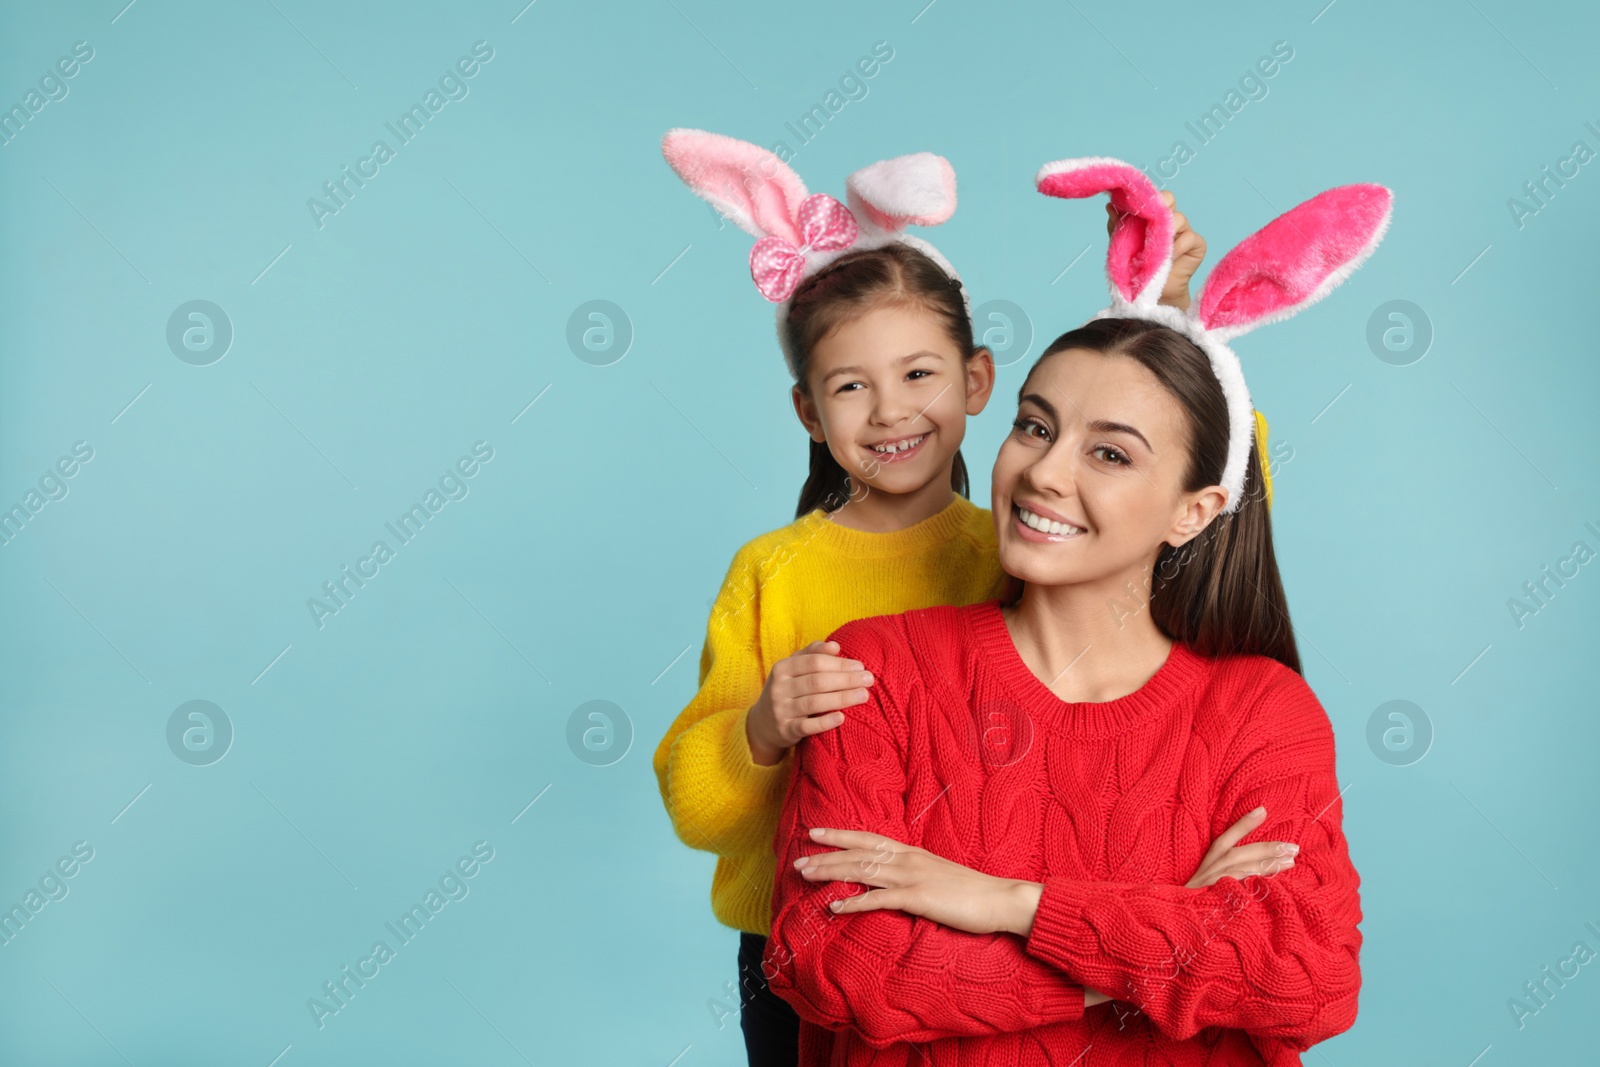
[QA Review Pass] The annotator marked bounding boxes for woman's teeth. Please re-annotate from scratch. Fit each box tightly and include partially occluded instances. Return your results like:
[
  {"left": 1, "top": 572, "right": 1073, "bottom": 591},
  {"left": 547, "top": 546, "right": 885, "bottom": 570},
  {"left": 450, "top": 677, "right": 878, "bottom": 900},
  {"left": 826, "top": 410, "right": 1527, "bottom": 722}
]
[
  {"left": 1017, "top": 505, "right": 1083, "bottom": 536},
  {"left": 871, "top": 432, "right": 927, "bottom": 455}
]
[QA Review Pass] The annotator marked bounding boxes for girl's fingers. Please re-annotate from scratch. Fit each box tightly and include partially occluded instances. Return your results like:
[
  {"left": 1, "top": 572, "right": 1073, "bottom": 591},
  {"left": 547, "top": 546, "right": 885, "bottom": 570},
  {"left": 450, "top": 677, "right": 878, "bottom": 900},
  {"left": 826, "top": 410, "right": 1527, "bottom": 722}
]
[
  {"left": 780, "top": 667, "right": 872, "bottom": 699},
  {"left": 789, "top": 654, "right": 868, "bottom": 680},
  {"left": 793, "top": 711, "right": 846, "bottom": 737},
  {"left": 1173, "top": 230, "right": 1205, "bottom": 261},
  {"left": 793, "top": 686, "right": 871, "bottom": 715}
]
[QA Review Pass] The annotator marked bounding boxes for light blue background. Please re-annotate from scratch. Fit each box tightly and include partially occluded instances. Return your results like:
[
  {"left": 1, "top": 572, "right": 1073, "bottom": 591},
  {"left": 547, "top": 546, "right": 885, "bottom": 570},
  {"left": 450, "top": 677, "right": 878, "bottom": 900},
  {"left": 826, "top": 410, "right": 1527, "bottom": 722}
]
[{"left": 1, "top": 1, "right": 1596, "bottom": 1064}]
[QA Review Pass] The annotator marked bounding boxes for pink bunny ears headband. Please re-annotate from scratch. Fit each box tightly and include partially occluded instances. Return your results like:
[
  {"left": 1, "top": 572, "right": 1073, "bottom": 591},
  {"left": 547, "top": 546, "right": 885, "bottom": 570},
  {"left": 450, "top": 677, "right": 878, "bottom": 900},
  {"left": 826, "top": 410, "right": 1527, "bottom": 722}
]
[
  {"left": 662, "top": 128, "right": 966, "bottom": 379},
  {"left": 1036, "top": 157, "right": 1394, "bottom": 514}
]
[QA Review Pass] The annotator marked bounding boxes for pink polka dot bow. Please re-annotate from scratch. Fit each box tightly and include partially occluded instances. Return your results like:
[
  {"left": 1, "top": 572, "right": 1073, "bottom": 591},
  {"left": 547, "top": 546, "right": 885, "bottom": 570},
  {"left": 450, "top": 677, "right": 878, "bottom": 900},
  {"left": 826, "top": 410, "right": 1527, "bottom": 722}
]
[{"left": 748, "top": 194, "right": 859, "bottom": 302}]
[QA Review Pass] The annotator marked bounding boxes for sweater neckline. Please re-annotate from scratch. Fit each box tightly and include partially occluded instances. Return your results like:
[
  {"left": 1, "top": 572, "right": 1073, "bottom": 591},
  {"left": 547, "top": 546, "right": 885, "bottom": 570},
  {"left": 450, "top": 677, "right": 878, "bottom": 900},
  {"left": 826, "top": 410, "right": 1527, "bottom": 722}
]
[
  {"left": 796, "top": 493, "right": 982, "bottom": 559},
  {"left": 968, "top": 599, "right": 1204, "bottom": 737}
]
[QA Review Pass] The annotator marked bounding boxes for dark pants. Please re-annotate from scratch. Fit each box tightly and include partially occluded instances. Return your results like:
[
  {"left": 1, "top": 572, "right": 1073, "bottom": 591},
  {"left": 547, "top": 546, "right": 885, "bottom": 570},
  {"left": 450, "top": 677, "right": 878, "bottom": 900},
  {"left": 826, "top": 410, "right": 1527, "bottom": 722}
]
[{"left": 738, "top": 932, "right": 799, "bottom": 1067}]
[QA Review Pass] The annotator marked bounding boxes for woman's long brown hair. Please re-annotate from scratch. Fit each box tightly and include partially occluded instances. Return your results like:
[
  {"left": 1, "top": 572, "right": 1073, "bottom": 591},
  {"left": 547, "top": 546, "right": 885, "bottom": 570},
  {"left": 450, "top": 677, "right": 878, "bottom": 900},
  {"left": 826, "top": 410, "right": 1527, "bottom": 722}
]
[
  {"left": 782, "top": 243, "right": 977, "bottom": 519},
  {"left": 1016, "top": 317, "right": 1301, "bottom": 674}
]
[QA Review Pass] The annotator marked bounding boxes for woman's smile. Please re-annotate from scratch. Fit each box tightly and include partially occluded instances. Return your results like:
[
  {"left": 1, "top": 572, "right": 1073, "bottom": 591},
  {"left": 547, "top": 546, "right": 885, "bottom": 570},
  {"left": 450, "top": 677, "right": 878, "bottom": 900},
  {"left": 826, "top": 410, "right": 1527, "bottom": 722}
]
[{"left": 1011, "top": 501, "right": 1086, "bottom": 542}]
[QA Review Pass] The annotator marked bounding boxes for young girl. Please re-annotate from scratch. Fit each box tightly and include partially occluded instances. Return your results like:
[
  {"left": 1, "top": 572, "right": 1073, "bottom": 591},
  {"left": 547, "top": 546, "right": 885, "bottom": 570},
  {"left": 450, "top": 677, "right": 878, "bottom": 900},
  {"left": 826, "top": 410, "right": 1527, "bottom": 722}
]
[
  {"left": 763, "top": 159, "right": 1390, "bottom": 1065},
  {"left": 652, "top": 131, "right": 1281, "bottom": 1067}
]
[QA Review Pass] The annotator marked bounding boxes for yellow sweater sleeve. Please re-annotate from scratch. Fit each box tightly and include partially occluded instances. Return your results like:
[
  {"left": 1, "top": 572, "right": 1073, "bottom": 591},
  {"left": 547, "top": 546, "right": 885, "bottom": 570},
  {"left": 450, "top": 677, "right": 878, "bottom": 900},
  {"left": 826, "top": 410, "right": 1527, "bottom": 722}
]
[{"left": 652, "top": 545, "right": 793, "bottom": 858}]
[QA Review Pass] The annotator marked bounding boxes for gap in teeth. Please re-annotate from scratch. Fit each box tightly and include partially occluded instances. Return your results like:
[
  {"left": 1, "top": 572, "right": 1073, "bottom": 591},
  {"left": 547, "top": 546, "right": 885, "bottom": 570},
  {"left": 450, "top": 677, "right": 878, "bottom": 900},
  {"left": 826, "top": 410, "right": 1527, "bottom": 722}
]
[
  {"left": 872, "top": 433, "right": 926, "bottom": 454},
  {"left": 1019, "top": 506, "right": 1082, "bottom": 536}
]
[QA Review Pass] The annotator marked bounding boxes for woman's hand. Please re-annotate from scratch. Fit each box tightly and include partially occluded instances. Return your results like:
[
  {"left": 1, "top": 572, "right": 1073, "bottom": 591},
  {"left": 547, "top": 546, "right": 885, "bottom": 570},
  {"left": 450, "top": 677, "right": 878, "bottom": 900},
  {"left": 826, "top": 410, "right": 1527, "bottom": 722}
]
[
  {"left": 1185, "top": 806, "right": 1298, "bottom": 887},
  {"left": 746, "top": 641, "right": 874, "bottom": 766},
  {"left": 795, "top": 827, "right": 1030, "bottom": 935},
  {"left": 798, "top": 827, "right": 1120, "bottom": 1007}
]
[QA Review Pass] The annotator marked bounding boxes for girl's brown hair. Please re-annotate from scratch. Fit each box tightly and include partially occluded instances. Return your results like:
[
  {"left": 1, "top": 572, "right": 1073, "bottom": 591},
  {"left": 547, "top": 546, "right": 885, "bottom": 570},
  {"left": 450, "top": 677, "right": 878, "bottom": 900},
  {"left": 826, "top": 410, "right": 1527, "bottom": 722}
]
[
  {"left": 1016, "top": 317, "right": 1300, "bottom": 674},
  {"left": 783, "top": 242, "right": 978, "bottom": 519}
]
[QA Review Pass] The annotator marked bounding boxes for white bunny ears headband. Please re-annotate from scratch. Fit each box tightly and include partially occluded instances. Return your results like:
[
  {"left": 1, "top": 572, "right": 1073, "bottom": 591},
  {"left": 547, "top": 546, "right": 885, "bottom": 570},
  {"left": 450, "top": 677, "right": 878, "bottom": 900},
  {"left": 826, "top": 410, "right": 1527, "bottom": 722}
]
[
  {"left": 1035, "top": 158, "right": 1394, "bottom": 514},
  {"left": 662, "top": 128, "right": 966, "bottom": 380}
]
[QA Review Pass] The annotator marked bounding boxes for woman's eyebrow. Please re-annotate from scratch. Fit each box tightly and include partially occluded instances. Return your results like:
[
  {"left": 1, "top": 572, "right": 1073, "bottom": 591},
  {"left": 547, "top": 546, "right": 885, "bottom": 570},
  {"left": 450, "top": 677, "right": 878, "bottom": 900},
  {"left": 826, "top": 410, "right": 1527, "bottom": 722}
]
[{"left": 1018, "top": 392, "right": 1154, "bottom": 453}]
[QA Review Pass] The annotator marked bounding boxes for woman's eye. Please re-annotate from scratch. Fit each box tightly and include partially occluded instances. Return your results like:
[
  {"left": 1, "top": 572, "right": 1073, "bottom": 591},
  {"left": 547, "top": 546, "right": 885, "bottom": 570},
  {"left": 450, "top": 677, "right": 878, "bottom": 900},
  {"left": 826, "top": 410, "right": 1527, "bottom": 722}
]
[
  {"left": 1010, "top": 417, "right": 1049, "bottom": 441},
  {"left": 1094, "top": 446, "right": 1129, "bottom": 466}
]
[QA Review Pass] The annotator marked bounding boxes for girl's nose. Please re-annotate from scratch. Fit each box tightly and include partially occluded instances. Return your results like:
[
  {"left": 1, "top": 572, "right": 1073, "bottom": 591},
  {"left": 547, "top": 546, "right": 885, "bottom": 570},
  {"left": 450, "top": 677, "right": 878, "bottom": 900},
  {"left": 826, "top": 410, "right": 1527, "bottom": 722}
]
[{"left": 870, "top": 392, "right": 917, "bottom": 427}]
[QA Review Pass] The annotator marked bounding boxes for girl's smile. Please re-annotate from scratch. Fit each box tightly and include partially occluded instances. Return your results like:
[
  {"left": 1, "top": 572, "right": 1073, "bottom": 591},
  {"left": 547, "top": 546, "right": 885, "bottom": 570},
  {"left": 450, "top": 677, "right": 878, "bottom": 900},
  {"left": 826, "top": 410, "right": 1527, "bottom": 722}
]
[{"left": 865, "top": 430, "right": 931, "bottom": 465}]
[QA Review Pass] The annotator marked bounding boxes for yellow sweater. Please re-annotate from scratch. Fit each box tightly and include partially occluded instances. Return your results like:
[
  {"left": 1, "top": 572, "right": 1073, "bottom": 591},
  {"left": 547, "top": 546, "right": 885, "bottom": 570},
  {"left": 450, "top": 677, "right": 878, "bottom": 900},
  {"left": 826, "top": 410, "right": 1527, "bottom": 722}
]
[
  {"left": 652, "top": 492, "right": 1008, "bottom": 935},
  {"left": 652, "top": 411, "right": 1273, "bottom": 937}
]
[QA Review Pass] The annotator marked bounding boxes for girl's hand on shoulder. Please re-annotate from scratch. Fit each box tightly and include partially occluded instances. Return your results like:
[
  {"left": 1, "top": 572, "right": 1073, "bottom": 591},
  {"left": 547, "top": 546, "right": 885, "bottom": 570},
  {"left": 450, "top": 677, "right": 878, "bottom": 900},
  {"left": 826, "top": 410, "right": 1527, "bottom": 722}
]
[
  {"left": 1185, "top": 806, "right": 1298, "bottom": 888},
  {"left": 745, "top": 640, "right": 873, "bottom": 766}
]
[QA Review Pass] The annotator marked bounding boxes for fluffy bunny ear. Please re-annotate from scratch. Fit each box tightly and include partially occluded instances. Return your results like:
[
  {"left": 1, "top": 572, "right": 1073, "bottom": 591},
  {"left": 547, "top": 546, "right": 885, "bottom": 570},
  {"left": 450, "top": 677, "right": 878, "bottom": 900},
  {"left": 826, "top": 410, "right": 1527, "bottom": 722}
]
[
  {"left": 1197, "top": 184, "right": 1393, "bottom": 343},
  {"left": 845, "top": 152, "right": 957, "bottom": 235},
  {"left": 661, "top": 128, "right": 806, "bottom": 246},
  {"left": 1036, "top": 157, "right": 1175, "bottom": 307}
]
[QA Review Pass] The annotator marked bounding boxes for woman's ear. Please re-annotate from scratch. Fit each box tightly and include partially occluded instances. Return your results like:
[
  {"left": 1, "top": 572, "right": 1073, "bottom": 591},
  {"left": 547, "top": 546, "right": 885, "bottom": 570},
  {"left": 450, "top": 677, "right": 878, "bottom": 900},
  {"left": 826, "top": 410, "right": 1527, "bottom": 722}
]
[{"left": 1167, "top": 485, "right": 1230, "bottom": 547}]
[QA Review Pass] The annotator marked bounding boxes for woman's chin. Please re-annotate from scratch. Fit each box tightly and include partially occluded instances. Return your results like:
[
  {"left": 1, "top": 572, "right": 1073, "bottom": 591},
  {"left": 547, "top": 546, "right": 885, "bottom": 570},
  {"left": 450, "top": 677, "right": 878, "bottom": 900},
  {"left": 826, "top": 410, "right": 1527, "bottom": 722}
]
[{"left": 995, "top": 546, "right": 1064, "bottom": 586}]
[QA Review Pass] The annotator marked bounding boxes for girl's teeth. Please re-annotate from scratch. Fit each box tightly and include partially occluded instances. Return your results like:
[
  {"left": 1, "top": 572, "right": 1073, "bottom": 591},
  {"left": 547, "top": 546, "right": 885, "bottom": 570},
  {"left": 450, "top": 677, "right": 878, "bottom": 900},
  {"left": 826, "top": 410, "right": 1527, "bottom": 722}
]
[
  {"left": 1018, "top": 506, "right": 1082, "bottom": 536},
  {"left": 872, "top": 433, "right": 926, "bottom": 454}
]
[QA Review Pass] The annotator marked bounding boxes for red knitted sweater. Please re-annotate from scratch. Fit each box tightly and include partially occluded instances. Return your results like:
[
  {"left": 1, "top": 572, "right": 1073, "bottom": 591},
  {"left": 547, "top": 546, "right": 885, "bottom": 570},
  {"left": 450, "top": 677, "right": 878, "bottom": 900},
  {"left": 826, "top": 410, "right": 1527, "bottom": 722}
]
[{"left": 764, "top": 599, "right": 1362, "bottom": 1066}]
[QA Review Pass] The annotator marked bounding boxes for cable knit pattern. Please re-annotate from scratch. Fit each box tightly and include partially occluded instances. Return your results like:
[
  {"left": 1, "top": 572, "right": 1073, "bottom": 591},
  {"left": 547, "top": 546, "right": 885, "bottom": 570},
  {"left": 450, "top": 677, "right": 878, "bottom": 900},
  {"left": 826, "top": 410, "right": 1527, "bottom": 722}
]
[
  {"left": 652, "top": 495, "right": 1008, "bottom": 935},
  {"left": 765, "top": 600, "right": 1362, "bottom": 1065}
]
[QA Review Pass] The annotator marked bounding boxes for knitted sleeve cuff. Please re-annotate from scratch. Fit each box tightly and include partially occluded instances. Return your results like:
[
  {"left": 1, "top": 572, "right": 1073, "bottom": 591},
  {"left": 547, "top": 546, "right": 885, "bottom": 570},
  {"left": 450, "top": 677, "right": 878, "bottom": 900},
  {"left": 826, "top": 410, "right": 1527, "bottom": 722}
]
[
  {"left": 713, "top": 703, "right": 791, "bottom": 809},
  {"left": 1031, "top": 970, "right": 1088, "bottom": 1021},
  {"left": 1023, "top": 876, "right": 1104, "bottom": 975},
  {"left": 658, "top": 703, "right": 791, "bottom": 855}
]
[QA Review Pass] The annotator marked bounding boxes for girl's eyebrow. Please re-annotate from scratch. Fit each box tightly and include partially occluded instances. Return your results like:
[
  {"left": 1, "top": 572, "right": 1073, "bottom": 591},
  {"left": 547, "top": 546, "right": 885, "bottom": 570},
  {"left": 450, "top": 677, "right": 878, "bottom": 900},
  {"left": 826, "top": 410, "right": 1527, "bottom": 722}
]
[
  {"left": 1017, "top": 392, "right": 1154, "bottom": 453},
  {"left": 820, "top": 349, "right": 943, "bottom": 385}
]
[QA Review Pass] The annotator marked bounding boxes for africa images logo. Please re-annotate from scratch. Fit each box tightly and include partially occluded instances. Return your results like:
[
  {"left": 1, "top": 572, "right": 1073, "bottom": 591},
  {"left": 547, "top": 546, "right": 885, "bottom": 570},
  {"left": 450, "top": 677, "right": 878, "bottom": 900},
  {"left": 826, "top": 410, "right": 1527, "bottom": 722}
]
[{"left": 306, "top": 41, "right": 495, "bottom": 229}]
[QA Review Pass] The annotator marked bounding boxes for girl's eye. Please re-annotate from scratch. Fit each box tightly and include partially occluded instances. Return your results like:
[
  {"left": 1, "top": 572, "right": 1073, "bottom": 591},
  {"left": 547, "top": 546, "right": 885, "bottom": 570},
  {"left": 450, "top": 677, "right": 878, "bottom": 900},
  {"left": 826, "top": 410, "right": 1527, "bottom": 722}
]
[
  {"left": 1010, "top": 417, "right": 1049, "bottom": 441},
  {"left": 1094, "top": 445, "right": 1130, "bottom": 466},
  {"left": 837, "top": 368, "right": 932, "bottom": 393}
]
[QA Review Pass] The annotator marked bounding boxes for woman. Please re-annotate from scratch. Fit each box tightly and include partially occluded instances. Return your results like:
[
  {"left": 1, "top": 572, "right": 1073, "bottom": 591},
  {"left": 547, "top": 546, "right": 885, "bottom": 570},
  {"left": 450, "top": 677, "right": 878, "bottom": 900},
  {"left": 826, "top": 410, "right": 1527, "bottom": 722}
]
[{"left": 762, "top": 315, "right": 1363, "bottom": 1065}]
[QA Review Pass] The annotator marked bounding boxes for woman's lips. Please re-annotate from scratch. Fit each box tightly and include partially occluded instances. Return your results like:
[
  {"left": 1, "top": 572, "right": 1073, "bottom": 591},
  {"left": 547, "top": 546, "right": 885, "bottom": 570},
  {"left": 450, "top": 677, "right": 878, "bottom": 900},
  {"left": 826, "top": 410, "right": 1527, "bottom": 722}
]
[{"left": 1011, "top": 502, "right": 1085, "bottom": 542}]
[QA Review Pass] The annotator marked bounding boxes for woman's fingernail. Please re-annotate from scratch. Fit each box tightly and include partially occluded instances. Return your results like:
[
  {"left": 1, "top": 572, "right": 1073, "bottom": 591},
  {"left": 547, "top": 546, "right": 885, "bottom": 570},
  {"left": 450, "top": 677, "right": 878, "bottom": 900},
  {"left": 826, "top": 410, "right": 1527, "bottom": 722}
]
[
  {"left": 829, "top": 900, "right": 842, "bottom": 911},
  {"left": 809, "top": 827, "right": 825, "bottom": 838},
  {"left": 1251, "top": 806, "right": 1266, "bottom": 816},
  {"left": 793, "top": 856, "right": 809, "bottom": 869}
]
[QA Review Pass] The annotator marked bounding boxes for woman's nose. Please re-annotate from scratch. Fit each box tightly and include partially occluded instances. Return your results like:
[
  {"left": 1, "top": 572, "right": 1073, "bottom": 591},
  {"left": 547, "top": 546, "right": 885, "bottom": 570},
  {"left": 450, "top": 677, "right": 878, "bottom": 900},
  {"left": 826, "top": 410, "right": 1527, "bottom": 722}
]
[{"left": 1022, "top": 446, "right": 1077, "bottom": 498}]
